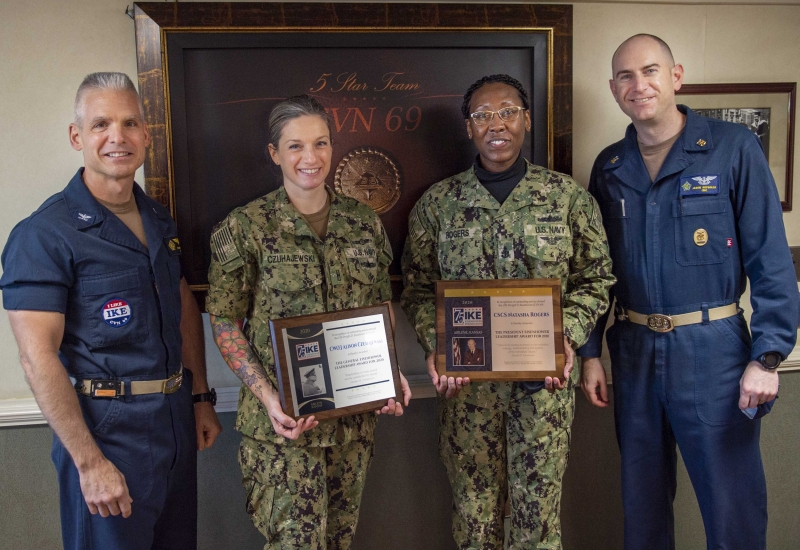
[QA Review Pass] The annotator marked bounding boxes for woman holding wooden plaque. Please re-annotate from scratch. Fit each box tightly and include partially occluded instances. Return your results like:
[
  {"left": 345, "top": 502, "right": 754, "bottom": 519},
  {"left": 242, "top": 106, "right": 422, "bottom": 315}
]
[
  {"left": 206, "top": 95, "right": 410, "bottom": 549},
  {"left": 401, "top": 75, "right": 614, "bottom": 549}
]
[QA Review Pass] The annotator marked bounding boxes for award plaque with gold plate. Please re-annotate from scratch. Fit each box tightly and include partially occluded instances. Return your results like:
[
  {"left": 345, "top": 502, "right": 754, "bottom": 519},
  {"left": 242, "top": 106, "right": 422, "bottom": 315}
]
[
  {"left": 269, "top": 303, "right": 403, "bottom": 421},
  {"left": 435, "top": 279, "right": 565, "bottom": 381}
]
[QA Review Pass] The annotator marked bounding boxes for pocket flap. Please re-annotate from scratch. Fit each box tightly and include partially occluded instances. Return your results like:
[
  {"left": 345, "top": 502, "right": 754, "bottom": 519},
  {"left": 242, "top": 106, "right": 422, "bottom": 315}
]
[
  {"left": 264, "top": 265, "right": 323, "bottom": 292},
  {"left": 672, "top": 198, "right": 728, "bottom": 217},
  {"left": 347, "top": 261, "right": 377, "bottom": 284},
  {"left": 81, "top": 270, "right": 140, "bottom": 296}
]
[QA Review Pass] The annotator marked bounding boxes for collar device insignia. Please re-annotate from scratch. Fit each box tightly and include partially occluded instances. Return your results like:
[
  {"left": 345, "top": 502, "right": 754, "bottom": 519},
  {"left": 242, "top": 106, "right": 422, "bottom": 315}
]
[{"left": 165, "top": 237, "right": 182, "bottom": 255}]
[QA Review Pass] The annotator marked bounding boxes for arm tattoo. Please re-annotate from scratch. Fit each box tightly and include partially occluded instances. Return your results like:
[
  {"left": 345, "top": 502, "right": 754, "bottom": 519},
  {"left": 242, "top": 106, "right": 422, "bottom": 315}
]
[{"left": 210, "top": 317, "right": 270, "bottom": 400}]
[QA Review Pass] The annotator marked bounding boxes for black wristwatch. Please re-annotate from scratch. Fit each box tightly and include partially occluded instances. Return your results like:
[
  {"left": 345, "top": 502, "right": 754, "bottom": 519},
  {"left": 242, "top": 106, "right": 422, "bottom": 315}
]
[
  {"left": 193, "top": 388, "right": 217, "bottom": 406},
  {"left": 757, "top": 352, "right": 782, "bottom": 371}
]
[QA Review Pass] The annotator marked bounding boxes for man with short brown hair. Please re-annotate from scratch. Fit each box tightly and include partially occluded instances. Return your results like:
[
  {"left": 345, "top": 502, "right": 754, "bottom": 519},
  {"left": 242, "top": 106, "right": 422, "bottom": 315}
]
[{"left": 579, "top": 35, "right": 798, "bottom": 549}]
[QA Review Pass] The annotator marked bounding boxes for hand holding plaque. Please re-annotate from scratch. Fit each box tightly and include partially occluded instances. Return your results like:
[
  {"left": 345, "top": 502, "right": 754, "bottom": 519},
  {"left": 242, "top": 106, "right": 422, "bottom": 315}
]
[
  {"left": 269, "top": 304, "right": 404, "bottom": 421},
  {"left": 435, "top": 280, "right": 565, "bottom": 381}
]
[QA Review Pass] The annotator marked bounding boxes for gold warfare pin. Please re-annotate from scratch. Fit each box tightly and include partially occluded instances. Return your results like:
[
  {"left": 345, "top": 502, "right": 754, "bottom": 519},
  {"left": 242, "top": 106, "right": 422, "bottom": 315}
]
[{"left": 694, "top": 228, "right": 708, "bottom": 246}]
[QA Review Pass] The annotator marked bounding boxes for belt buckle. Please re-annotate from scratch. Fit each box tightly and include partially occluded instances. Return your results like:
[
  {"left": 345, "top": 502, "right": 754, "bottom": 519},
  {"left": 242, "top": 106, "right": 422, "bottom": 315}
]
[
  {"left": 90, "top": 379, "right": 122, "bottom": 398},
  {"left": 163, "top": 372, "right": 183, "bottom": 394},
  {"left": 646, "top": 314, "right": 674, "bottom": 333}
]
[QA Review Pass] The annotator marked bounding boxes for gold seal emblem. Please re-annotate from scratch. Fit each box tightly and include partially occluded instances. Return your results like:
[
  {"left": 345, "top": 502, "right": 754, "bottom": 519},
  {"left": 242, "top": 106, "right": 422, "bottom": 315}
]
[
  {"left": 694, "top": 228, "right": 708, "bottom": 246},
  {"left": 334, "top": 147, "right": 401, "bottom": 214}
]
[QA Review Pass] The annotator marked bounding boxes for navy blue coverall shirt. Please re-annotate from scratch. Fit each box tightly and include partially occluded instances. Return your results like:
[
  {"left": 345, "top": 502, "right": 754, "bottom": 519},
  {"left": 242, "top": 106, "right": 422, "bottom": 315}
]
[
  {"left": 1, "top": 169, "right": 197, "bottom": 550},
  {"left": 578, "top": 106, "right": 799, "bottom": 550}
]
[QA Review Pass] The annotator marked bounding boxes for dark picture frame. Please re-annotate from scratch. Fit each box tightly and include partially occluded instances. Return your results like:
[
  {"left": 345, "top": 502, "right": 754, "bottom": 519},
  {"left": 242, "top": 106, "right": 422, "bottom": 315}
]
[
  {"left": 269, "top": 303, "right": 403, "bottom": 421},
  {"left": 435, "top": 279, "right": 565, "bottom": 381},
  {"left": 132, "top": 3, "right": 574, "bottom": 301},
  {"left": 677, "top": 83, "right": 796, "bottom": 211}
]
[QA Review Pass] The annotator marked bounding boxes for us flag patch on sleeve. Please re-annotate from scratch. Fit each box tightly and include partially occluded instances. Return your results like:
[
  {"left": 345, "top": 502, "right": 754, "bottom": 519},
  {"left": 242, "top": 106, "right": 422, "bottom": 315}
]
[
  {"left": 383, "top": 228, "right": 394, "bottom": 261},
  {"left": 409, "top": 209, "right": 427, "bottom": 242},
  {"left": 210, "top": 224, "right": 241, "bottom": 266}
]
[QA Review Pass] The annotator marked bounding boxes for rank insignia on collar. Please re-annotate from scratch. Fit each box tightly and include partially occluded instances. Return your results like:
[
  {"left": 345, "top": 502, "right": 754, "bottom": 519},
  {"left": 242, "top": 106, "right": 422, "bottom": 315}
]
[
  {"left": 696, "top": 139, "right": 707, "bottom": 146},
  {"left": 165, "top": 237, "right": 182, "bottom": 254},
  {"left": 610, "top": 156, "right": 619, "bottom": 164},
  {"left": 76, "top": 212, "right": 93, "bottom": 223}
]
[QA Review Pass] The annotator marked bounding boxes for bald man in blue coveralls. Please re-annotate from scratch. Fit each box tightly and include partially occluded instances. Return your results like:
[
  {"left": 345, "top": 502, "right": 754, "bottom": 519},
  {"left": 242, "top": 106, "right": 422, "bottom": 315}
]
[
  {"left": 1, "top": 73, "right": 222, "bottom": 550},
  {"left": 579, "top": 35, "right": 799, "bottom": 549}
]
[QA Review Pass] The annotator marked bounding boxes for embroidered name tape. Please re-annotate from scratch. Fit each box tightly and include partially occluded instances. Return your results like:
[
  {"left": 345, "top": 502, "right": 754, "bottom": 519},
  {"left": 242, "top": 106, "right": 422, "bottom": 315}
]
[
  {"left": 680, "top": 175, "right": 720, "bottom": 196},
  {"left": 265, "top": 253, "right": 316, "bottom": 264},
  {"left": 440, "top": 227, "right": 480, "bottom": 242},
  {"left": 345, "top": 248, "right": 376, "bottom": 259},
  {"left": 525, "top": 223, "right": 568, "bottom": 236}
]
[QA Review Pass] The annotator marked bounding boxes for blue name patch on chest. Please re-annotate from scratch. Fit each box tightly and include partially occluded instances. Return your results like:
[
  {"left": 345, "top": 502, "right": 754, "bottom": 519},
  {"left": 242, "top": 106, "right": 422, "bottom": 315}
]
[{"left": 680, "top": 175, "right": 720, "bottom": 196}]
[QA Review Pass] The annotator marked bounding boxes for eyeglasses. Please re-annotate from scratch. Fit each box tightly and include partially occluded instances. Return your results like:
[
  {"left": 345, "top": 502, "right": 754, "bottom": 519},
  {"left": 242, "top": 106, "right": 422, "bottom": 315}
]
[{"left": 469, "top": 106, "right": 526, "bottom": 126}]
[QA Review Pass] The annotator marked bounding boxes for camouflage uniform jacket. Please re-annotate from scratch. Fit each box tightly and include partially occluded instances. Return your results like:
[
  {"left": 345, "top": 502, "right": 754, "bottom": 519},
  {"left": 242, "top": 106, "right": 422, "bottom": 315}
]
[
  {"left": 401, "top": 160, "right": 614, "bottom": 374},
  {"left": 207, "top": 186, "right": 392, "bottom": 446}
]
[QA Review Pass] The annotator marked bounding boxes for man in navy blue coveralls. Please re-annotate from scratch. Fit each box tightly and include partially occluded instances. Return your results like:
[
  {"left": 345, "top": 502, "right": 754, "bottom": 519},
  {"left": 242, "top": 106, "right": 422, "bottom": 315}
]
[
  {"left": 578, "top": 35, "right": 799, "bottom": 549},
  {"left": 0, "top": 73, "right": 222, "bottom": 549}
]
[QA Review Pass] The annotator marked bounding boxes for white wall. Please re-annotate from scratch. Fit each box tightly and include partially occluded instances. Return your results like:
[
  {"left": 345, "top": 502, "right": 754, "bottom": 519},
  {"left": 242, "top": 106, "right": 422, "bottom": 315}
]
[
  {"left": 0, "top": 0, "right": 142, "bottom": 399},
  {"left": 1, "top": 0, "right": 799, "bottom": 400},
  {"left": 573, "top": 3, "right": 800, "bottom": 243}
]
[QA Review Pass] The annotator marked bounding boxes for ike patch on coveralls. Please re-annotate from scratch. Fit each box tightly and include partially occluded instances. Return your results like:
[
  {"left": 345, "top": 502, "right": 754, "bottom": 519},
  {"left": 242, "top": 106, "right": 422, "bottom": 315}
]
[{"left": 680, "top": 175, "right": 720, "bottom": 196}]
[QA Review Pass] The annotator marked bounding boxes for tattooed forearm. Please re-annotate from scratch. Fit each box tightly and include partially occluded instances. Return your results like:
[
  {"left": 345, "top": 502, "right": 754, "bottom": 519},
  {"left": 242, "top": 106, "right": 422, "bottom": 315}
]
[{"left": 209, "top": 315, "right": 271, "bottom": 401}]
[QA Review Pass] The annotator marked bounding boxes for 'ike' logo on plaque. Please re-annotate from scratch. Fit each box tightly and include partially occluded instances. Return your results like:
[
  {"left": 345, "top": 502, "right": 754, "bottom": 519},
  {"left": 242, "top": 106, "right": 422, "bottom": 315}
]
[
  {"left": 296, "top": 342, "right": 321, "bottom": 360},
  {"left": 453, "top": 307, "right": 484, "bottom": 327}
]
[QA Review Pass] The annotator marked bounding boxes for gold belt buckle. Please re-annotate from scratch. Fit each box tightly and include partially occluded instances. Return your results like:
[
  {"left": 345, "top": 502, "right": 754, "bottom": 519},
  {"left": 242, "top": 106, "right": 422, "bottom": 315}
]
[
  {"left": 646, "top": 314, "right": 674, "bottom": 333},
  {"left": 163, "top": 371, "right": 183, "bottom": 394}
]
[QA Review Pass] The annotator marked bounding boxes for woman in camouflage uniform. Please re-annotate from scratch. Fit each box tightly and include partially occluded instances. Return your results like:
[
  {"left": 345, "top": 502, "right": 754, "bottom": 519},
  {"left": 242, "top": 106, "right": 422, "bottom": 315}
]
[
  {"left": 401, "top": 75, "right": 614, "bottom": 549},
  {"left": 206, "top": 95, "right": 410, "bottom": 550}
]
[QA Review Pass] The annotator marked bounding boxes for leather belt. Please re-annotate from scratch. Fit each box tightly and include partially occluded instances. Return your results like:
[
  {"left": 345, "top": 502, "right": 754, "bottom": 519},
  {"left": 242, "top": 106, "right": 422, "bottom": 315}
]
[
  {"left": 617, "top": 303, "right": 738, "bottom": 333},
  {"left": 75, "top": 368, "right": 183, "bottom": 398}
]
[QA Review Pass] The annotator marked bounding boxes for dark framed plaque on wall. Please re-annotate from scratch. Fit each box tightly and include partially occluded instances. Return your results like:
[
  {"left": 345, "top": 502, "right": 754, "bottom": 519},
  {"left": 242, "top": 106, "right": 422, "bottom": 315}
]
[{"left": 133, "top": 3, "right": 574, "bottom": 304}]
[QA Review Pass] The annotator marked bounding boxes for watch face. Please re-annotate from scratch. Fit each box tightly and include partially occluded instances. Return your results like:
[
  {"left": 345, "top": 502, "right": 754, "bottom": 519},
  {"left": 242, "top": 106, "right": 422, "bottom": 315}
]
[{"left": 762, "top": 353, "right": 781, "bottom": 369}]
